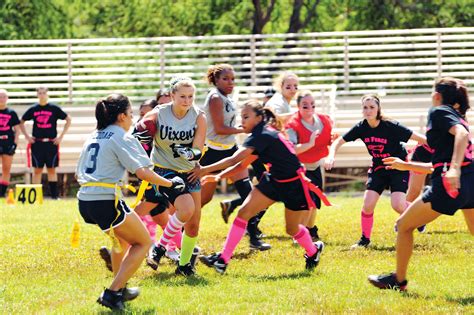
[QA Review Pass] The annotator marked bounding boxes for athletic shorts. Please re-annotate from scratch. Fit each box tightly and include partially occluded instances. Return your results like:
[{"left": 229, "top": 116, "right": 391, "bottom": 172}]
[
  {"left": 31, "top": 141, "right": 59, "bottom": 168},
  {"left": 251, "top": 158, "right": 267, "bottom": 182},
  {"left": 0, "top": 143, "right": 16, "bottom": 156},
  {"left": 411, "top": 145, "right": 433, "bottom": 163},
  {"left": 422, "top": 165, "right": 474, "bottom": 216},
  {"left": 153, "top": 166, "right": 200, "bottom": 204},
  {"left": 306, "top": 167, "right": 323, "bottom": 209},
  {"left": 366, "top": 167, "right": 409, "bottom": 195},
  {"left": 200, "top": 146, "right": 238, "bottom": 172},
  {"left": 143, "top": 183, "right": 170, "bottom": 216},
  {"left": 78, "top": 199, "right": 132, "bottom": 232},
  {"left": 256, "top": 173, "right": 310, "bottom": 211}
]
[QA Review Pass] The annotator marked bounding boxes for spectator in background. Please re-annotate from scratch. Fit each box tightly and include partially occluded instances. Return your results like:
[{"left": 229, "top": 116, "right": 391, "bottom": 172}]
[
  {"left": 155, "top": 88, "right": 171, "bottom": 105},
  {"left": 265, "top": 72, "right": 299, "bottom": 123},
  {"left": 19, "top": 86, "right": 71, "bottom": 199}
]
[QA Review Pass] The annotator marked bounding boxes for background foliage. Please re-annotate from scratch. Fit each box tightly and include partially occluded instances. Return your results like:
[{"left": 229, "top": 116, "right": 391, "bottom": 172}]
[{"left": 0, "top": 0, "right": 472, "bottom": 40}]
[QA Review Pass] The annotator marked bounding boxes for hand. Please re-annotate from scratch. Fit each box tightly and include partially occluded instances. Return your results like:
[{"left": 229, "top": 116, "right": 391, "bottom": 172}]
[
  {"left": 382, "top": 157, "right": 407, "bottom": 171},
  {"left": 170, "top": 176, "right": 186, "bottom": 193},
  {"left": 7, "top": 143, "right": 17, "bottom": 155},
  {"left": 324, "top": 157, "right": 335, "bottom": 170},
  {"left": 26, "top": 136, "right": 35, "bottom": 144},
  {"left": 443, "top": 167, "right": 461, "bottom": 197},
  {"left": 330, "top": 132, "right": 339, "bottom": 144},
  {"left": 309, "top": 130, "right": 320, "bottom": 144},
  {"left": 187, "top": 163, "right": 203, "bottom": 183},
  {"left": 172, "top": 144, "right": 195, "bottom": 160},
  {"left": 133, "top": 129, "right": 153, "bottom": 144},
  {"left": 201, "top": 175, "right": 220, "bottom": 185},
  {"left": 53, "top": 136, "right": 63, "bottom": 145}
]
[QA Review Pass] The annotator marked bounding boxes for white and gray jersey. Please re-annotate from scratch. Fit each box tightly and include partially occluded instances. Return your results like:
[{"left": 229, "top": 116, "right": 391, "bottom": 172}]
[
  {"left": 203, "top": 88, "right": 237, "bottom": 149},
  {"left": 265, "top": 92, "right": 291, "bottom": 115},
  {"left": 76, "top": 125, "right": 152, "bottom": 201},
  {"left": 151, "top": 104, "right": 201, "bottom": 172},
  {"left": 287, "top": 115, "right": 324, "bottom": 171}
]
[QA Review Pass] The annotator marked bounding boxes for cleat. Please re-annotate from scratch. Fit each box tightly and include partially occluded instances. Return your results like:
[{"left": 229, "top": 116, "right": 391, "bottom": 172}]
[
  {"left": 99, "top": 246, "right": 113, "bottom": 272},
  {"left": 213, "top": 255, "right": 228, "bottom": 274},
  {"left": 308, "top": 226, "right": 320, "bottom": 241},
  {"left": 175, "top": 263, "right": 196, "bottom": 277},
  {"left": 146, "top": 244, "right": 166, "bottom": 271},
  {"left": 190, "top": 246, "right": 201, "bottom": 268},
  {"left": 417, "top": 225, "right": 426, "bottom": 233},
  {"left": 97, "top": 288, "right": 125, "bottom": 311},
  {"left": 255, "top": 226, "right": 266, "bottom": 239},
  {"left": 122, "top": 286, "right": 140, "bottom": 301},
  {"left": 350, "top": 235, "right": 370, "bottom": 250},
  {"left": 220, "top": 200, "right": 238, "bottom": 224},
  {"left": 368, "top": 273, "right": 408, "bottom": 291},
  {"left": 249, "top": 238, "right": 271, "bottom": 251},
  {"left": 305, "top": 241, "right": 324, "bottom": 270},
  {"left": 199, "top": 253, "right": 221, "bottom": 267},
  {"left": 165, "top": 249, "right": 180, "bottom": 263}
]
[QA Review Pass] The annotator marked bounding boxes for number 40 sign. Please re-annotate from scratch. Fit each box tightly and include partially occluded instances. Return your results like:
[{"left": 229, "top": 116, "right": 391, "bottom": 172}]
[{"left": 15, "top": 184, "right": 44, "bottom": 205}]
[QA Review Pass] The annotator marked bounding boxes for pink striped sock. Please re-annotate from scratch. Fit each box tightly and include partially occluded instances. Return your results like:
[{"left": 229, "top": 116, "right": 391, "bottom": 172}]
[
  {"left": 293, "top": 224, "right": 317, "bottom": 256},
  {"left": 139, "top": 215, "right": 157, "bottom": 241},
  {"left": 221, "top": 217, "right": 248, "bottom": 263},
  {"left": 158, "top": 214, "right": 185, "bottom": 248},
  {"left": 361, "top": 210, "right": 374, "bottom": 239}
]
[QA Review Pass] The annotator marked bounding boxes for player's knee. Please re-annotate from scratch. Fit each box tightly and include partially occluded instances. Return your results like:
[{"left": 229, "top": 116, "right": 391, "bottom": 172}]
[{"left": 285, "top": 224, "right": 299, "bottom": 236}]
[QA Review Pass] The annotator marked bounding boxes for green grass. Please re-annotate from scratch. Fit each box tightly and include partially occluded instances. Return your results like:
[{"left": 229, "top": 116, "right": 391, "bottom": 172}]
[{"left": 1, "top": 196, "right": 473, "bottom": 314}]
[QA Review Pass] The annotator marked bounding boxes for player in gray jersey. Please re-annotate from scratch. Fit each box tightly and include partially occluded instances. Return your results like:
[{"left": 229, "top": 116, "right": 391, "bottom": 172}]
[
  {"left": 76, "top": 94, "right": 185, "bottom": 311},
  {"left": 265, "top": 71, "right": 299, "bottom": 124},
  {"left": 134, "top": 77, "right": 206, "bottom": 276}
]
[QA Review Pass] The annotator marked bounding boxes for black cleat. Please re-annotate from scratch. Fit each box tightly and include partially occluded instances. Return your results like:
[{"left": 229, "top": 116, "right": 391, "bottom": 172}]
[
  {"left": 249, "top": 238, "right": 271, "bottom": 251},
  {"left": 175, "top": 263, "right": 196, "bottom": 277},
  {"left": 220, "top": 200, "right": 237, "bottom": 224},
  {"left": 368, "top": 273, "right": 408, "bottom": 291},
  {"left": 213, "top": 255, "right": 228, "bottom": 274},
  {"left": 308, "top": 225, "right": 320, "bottom": 242},
  {"left": 350, "top": 235, "right": 370, "bottom": 250},
  {"left": 97, "top": 288, "right": 125, "bottom": 311},
  {"left": 122, "top": 286, "right": 140, "bottom": 301},
  {"left": 199, "top": 253, "right": 220, "bottom": 267},
  {"left": 305, "top": 241, "right": 324, "bottom": 270},
  {"left": 99, "top": 246, "right": 113, "bottom": 272},
  {"left": 146, "top": 244, "right": 166, "bottom": 271},
  {"left": 417, "top": 225, "right": 427, "bottom": 233}
]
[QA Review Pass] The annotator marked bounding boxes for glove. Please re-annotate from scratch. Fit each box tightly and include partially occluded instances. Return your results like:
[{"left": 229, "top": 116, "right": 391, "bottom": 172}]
[
  {"left": 7, "top": 143, "right": 17, "bottom": 155},
  {"left": 172, "top": 144, "right": 202, "bottom": 161},
  {"left": 170, "top": 176, "right": 186, "bottom": 193},
  {"left": 132, "top": 129, "right": 153, "bottom": 145}
]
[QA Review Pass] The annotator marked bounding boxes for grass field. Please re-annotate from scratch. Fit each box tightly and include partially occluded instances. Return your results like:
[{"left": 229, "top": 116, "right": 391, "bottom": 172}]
[{"left": 1, "top": 195, "right": 473, "bottom": 314}]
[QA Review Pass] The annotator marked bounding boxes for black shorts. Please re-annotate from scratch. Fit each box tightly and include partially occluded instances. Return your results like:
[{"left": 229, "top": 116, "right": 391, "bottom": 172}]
[
  {"left": 306, "top": 167, "right": 323, "bottom": 209},
  {"left": 78, "top": 199, "right": 132, "bottom": 232},
  {"left": 251, "top": 158, "right": 267, "bottom": 181},
  {"left": 200, "top": 146, "right": 238, "bottom": 172},
  {"left": 256, "top": 173, "right": 310, "bottom": 211},
  {"left": 366, "top": 167, "right": 409, "bottom": 195},
  {"left": 153, "top": 166, "right": 200, "bottom": 204},
  {"left": 31, "top": 141, "right": 59, "bottom": 168},
  {"left": 143, "top": 183, "right": 170, "bottom": 215},
  {"left": 0, "top": 143, "right": 16, "bottom": 156},
  {"left": 411, "top": 145, "right": 433, "bottom": 163},
  {"left": 422, "top": 166, "right": 474, "bottom": 216}
]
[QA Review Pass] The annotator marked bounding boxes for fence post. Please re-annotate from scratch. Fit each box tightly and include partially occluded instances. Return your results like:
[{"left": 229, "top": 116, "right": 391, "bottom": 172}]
[
  {"left": 343, "top": 35, "right": 350, "bottom": 92},
  {"left": 67, "top": 43, "right": 73, "bottom": 105},
  {"left": 250, "top": 35, "right": 257, "bottom": 87},
  {"left": 160, "top": 40, "right": 165, "bottom": 89},
  {"left": 436, "top": 32, "right": 442, "bottom": 78}
]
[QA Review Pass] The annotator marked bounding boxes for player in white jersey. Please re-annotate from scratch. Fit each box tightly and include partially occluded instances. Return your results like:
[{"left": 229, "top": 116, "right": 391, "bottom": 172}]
[
  {"left": 134, "top": 77, "right": 207, "bottom": 276},
  {"left": 265, "top": 71, "right": 299, "bottom": 124},
  {"left": 76, "top": 94, "right": 185, "bottom": 311}
]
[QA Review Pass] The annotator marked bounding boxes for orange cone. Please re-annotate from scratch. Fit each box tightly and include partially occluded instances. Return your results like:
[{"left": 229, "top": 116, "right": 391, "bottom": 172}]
[{"left": 6, "top": 188, "right": 15, "bottom": 205}]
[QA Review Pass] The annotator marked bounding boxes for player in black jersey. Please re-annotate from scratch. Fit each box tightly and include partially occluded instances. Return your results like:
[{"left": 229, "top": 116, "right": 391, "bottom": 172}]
[
  {"left": 325, "top": 94, "right": 426, "bottom": 249},
  {"left": 19, "top": 86, "right": 71, "bottom": 199},
  {"left": 369, "top": 77, "right": 474, "bottom": 291}
]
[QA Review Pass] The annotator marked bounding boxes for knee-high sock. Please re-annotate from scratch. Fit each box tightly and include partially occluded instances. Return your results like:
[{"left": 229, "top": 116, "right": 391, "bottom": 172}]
[
  {"left": 293, "top": 224, "right": 317, "bottom": 256},
  {"left": 49, "top": 181, "right": 58, "bottom": 198},
  {"left": 139, "top": 215, "right": 157, "bottom": 241},
  {"left": 361, "top": 211, "right": 374, "bottom": 239},
  {"left": 0, "top": 180, "right": 8, "bottom": 197},
  {"left": 234, "top": 178, "right": 252, "bottom": 202},
  {"left": 221, "top": 217, "right": 248, "bottom": 263},
  {"left": 158, "top": 214, "right": 185, "bottom": 248},
  {"left": 179, "top": 233, "right": 197, "bottom": 266},
  {"left": 157, "top": 216, "right": 182, "bottom": 250}
]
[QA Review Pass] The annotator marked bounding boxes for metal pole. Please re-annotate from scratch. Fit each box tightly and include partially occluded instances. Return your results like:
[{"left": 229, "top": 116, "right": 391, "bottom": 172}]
[
  {"left": 160, "top": 40, "right": 165, "bottom": 89},
  {"left": 343, "top": 35, "right": 350, "bottom": 92},
  {"left": 250, "top": 36, "right": 257, "bottom": 87},
  {"left": 436, "top": 32, "right": 442, "bottom": 78},
  {"left": 67, "top": 43, "right": 73, "bottom": 105}
]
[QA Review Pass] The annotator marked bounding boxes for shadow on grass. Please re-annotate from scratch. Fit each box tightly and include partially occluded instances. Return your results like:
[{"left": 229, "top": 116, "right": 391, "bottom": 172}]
[
  {"left": 403, "top": 292, "right": 474, "bottom": 306},
  {"left": 253, "top": 270, "right": 313, "bottom": 282},
  {"left": 143, "top": 272, "right": 210, "bottom": 287},
  {"left": 446, "top": 296, "right": 474, "bottom": 306},
  {"left": 233, "top": 251, "right": 259, "bottom": 260},
  {"left": 426, "top": 230, "right": 463, "bottom": 235},
  {"left": 264, "top": 235, "right": 292, "bottom": 241}
]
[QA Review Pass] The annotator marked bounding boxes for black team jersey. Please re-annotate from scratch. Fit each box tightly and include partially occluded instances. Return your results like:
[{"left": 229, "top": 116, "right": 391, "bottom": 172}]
[
  {"left": 0, "top": 108, "right": 20, "bottom": 145},
  {"left": 21, "top": 103, "right": 67, "bottom": 139}
]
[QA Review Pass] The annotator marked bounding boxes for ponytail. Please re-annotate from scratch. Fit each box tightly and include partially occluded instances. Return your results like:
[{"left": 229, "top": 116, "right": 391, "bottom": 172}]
[
  {"left": 435, "top": 77, "right": 470, "bottom": 119},
  {"left": 95, "top": 94, "right": 131, "bottom": 130},
  {"left": 242, "top": 99, "right": 283, "bottom": 131}
]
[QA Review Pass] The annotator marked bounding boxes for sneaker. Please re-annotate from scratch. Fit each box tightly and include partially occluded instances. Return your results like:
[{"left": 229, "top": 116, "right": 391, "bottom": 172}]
[
  {"left": 350, "top": 235, "right": 370, "bottom": 250},
  {"left": 146, "top": 244, "right": 166, "bottom": 271},
  {"left": 122, "top": 286, "right": 140, "bottom": 301},
  {"left": 220, "top": 200, "right": 237, "bottom": 224},
  {"left": 368, "top": 272, "right": 408, "bottom": 291},
  {"left": 199, "top": 253, "right": 220, "bottom": 267},
  {"left": 97, "top": 288, "right": 125, "bottom": 311},
  {"left": 255, "top": 226, "right": 266, "bottom": 239},
  {"left": 165, "top": 249, "right": 180, "bottom": 263},
  {"left": 417, "top": 225, "right": 426, "bottom": 233},
  {"left": 189, "top": 246, "right": 201, "bottom": 268},
  {"left": 305, "top": 241, "right": 325, "bottom": 270},
  {"left": 213, "top": 255, "right": 228, "bottom": 274},
  {"left": 249, "top": 237, "right": 272, "bottom": 251},
  {"left": 99, "top": 246, "right": 113, "bottom": 272},
  {"left": 308, "top": 226, "right": 320, "bottom": 241},
  {"left": 175, "top": 263, "right": 196, "bottom": 277}
]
